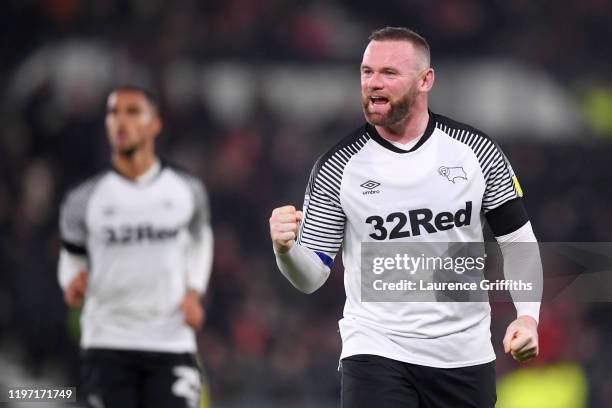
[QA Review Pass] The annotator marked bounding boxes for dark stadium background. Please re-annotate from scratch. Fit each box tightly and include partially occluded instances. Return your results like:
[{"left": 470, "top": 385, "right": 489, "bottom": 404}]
[{"left": 1, "top": 1, "right": 611, "bottom": 407}]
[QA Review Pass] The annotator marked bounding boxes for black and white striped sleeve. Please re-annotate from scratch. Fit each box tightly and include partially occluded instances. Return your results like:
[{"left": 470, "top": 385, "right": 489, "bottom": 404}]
[
  {"left": 438, "top": 115, "right": 529, "bottom": 236},
  {"left": 481, "top": 143, "right": 520, "bottom": 211},
  {"left": 296, "top": 155, "right": 347, "bottom": 268},
  {"left": 481, "top": 143, "right": 529, "bottom": 236}
]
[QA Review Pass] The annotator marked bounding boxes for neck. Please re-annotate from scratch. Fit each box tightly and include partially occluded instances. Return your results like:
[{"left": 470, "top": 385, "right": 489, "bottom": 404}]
[
  {"left": 375, "top": 102, "right": 429, "bottom": 145},
  {"left": 112, "top": 147, "right": 158, "bottom": 180}
]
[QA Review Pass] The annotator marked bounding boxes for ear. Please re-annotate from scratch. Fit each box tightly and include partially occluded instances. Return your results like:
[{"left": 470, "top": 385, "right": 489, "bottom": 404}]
[
  {"left": 152, "top": 116, "right": 163, "bottom": 138},
  {"left": 420, "top": 68, "right": 435, "bottom": 93}
]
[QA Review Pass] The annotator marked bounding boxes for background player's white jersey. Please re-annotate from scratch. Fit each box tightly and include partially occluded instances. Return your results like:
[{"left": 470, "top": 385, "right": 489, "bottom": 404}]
[
  {"left": 59, "top": 162, "right": 212, "bottom": 353},
  {"left": 297, "top": 111, "right": 528, "bottom": 368}
]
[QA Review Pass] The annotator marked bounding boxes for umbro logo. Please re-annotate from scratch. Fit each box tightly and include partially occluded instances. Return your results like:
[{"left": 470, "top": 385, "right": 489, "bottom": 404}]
[
  {"left": 361, "top": 180, "right": 380, "bottom": 190},
  {"left": 361, "top": 180, "right": 381, "bottom": 195},
  {"left": 438, "top": 166, "right": 467, "bottom": 184}
]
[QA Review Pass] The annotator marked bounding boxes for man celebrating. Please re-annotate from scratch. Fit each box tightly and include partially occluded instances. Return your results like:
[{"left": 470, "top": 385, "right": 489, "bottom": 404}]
[
  {"left": 269, "top": 27, "right": 541, "bottom": 407},
  {"left": 58, "top": 86, "right": 213, "bottom": 408}
]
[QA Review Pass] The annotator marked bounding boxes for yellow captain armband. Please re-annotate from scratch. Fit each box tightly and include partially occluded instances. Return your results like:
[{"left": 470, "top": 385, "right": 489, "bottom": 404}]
[{"left": 512, "top": 176, "right": 524, "bottom": 197}]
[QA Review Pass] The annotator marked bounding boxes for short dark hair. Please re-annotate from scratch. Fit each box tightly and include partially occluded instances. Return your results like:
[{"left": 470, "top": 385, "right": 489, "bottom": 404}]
[
  {"left": 368, "top": 27, "right": 431, "bottom": 67},
  {"left": 109, "top": 85, "right": 159, "bottom": 113}
]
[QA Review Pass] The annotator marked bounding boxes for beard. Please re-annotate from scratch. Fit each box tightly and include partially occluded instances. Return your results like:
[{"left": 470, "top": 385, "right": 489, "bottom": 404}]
[
  {"left": 118, "top": 145, "right": 138, "bottom": 157},
  {"left": 116, "top": 139, "right": 145, "bottom": 158},
  {"left": 362, "top": 84, "right": 418, "bottom": 128}
]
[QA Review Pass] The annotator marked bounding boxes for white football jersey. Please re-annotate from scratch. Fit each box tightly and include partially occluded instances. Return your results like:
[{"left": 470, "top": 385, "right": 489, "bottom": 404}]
[
  {"left": 297, "top": 111, "right": 528, "bottom": 368},
  {"left": 59, "top": 161, "right": 212, "bottom": 353}
]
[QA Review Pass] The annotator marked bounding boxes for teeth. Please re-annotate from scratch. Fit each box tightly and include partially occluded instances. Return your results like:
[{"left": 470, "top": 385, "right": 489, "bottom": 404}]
[{"left": 370, "top": 96, "right": 388, "bottom": 103}]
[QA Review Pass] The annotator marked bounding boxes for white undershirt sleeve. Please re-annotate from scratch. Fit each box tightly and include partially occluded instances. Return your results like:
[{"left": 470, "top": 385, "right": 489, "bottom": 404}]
[
  {"left": 495, "top": 221, "right": 542, "bottom": 323},
  {"left": 58, "top": 248, "right": 88, "bottom": 291},
  {"left": 186, "top": 224, "right": 214, "bottom": 294},
  {"left": 275, "top": 243, "right": 331, "bottom": 294}
]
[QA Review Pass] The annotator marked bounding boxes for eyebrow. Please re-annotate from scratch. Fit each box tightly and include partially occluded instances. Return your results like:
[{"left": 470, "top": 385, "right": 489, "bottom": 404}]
[
  {"left": 106, "top": 103, "right": 143, "bottom": 112},
  {"left": 360, "top": 64, "right": 400, "bottom": 73}
]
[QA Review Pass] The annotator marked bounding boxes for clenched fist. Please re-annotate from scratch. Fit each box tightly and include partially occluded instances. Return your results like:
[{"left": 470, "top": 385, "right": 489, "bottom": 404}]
[
  {"left": 182, "top": 288, "right": 205, "bottom": 331},
  {"left": 503, "top": 315, "right": 539, "bottom": 362},
  {"left": 65, "top": 269, "right": 88, "bottom": 308},
  {"left": 269, "top": 205, "right": 304, "bottom": 254}
]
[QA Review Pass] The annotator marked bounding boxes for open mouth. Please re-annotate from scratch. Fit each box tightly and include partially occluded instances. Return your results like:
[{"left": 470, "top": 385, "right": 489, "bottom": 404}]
[{"left": 370, "top": 96, "right": 389, "bottom": 105}]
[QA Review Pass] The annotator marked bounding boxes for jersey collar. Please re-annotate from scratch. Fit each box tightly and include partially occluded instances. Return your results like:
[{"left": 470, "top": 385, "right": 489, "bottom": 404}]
[
  {"left": 366, "top": 110, "right": 436, "bottom": 154},
  {"left": 111, "top": 159, "right": 163, "bottom": 185}
]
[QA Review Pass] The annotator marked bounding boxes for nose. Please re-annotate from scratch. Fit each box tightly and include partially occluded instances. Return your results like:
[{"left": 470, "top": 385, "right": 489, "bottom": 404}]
[
  {"left": 366, "top": 72, "right": 384, "bottom": 91},
  {"left": 113, "top": 112, "right": 128, "bottom": 129}
]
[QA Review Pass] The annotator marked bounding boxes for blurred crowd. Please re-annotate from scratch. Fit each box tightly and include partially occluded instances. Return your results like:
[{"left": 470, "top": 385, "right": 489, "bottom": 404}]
[{"left": 1, "top": 0, "right": 612, "bottom": 407}]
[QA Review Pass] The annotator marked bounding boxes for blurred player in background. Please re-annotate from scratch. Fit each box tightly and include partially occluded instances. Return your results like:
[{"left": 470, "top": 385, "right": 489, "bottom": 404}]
[
  {"left": 58, "top": 86, "right": 213, "bottom": 408},
  {"left": 269, "top": 27, "right": 542, "bottom": 407}
]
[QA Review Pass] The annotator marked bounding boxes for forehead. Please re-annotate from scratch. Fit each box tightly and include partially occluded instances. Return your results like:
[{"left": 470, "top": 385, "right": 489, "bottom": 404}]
[
  {"left": 107, "top": 90, "right": 151, "bottom": 108},
  {"left": 362, "top": 40, "right": 422, "bottom": 70}
]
